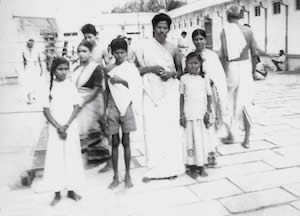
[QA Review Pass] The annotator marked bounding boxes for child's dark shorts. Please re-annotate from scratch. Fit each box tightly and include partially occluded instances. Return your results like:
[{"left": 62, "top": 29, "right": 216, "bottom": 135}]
[{"left": 107, "top": 102, "right": 136, "bottom": 135}]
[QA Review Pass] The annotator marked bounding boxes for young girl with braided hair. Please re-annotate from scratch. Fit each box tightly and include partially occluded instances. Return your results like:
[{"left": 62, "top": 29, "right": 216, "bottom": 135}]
[
  {"left": 42, "top": 57, "right": 85, "bottom": 206},
  {"left": 180, "top": 52, "right": 213, "bottom": 178}
]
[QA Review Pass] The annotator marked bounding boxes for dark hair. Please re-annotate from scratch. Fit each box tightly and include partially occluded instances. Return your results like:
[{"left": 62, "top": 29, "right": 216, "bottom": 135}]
[
  {"left": 192, "top": 29, "right": 206, "bottom": 40},
  {"left": 181, "top": 31, "right": 187, "bottom": 36},
  {"left": 110, "top": 38, "right": 128, "bottom": 52},
  {"left": 49, "top": 57, "right": 69, "bottom": 101},
  {"left": 152, "top": 13, "right": 172, "bottom": 29},
  {"left": 185, "top": 51, "right": 204, "bottom": 77},
  {"left": 81, "top": 24, "right": 97, "bottom": 36},
  {"left": 257, "top": 56, "right": 261, "bottom": 62},
  {"left": 78, "top": 39, "right": 94, "bottom": 52}
]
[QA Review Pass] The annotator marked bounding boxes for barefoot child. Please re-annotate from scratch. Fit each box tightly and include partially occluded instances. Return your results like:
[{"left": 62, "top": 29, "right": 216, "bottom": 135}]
[
  {"left": 42, "top": 57, "right": 85, "bottom": 206},
  {"left": 180, "top": 52, "right": 213, "bottom": 178},
  {"left": 105, "top": 38, "right": 141, "bottom": 189}
]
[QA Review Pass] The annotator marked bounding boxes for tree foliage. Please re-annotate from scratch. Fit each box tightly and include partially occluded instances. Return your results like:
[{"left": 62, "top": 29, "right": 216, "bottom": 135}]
[{"left": 111, "top": 0, "right": 186, "bottom": 13}]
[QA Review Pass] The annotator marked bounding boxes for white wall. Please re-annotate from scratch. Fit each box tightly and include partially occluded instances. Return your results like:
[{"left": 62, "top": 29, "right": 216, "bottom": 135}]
[
  {"left": 288, "top": 0, "right": 300, "bottom": 55},
  {"left": 170, "top": 0, "right": 300, "bottom": 70}
]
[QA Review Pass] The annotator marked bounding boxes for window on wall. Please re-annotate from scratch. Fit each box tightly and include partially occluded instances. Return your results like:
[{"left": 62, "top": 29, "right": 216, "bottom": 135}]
[
  {"left": 240, "top": 10, "right": 244, "bottom": 18},
  {"left": 184, "top": 21, "right": 187, "bottom": 28},
  {"left": 196, "top": 17, "right": 200, "bottom": 25},
  {"left": 255, "top": 6, "right": 261, "bottom": 16},
  {"left": 190, "top": 19, "right": 193, "bottom": 27},
  {"left": 273, "top": 1, "right": 281, "bottom": 14},
  {"left": 63, "top": 32, "right": 78, "bottom": 37},
  {"left": 296, "top": 0, "right": 300, "bottom": 10}
]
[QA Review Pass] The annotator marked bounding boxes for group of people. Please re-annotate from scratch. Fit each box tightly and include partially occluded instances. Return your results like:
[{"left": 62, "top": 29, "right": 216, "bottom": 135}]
[{"left": 37, "top": 5, "right": 259, "bottom": 206}]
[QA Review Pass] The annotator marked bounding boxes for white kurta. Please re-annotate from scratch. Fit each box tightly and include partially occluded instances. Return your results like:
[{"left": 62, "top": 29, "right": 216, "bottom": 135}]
[
  {"left": 42, "top": 80, "right": 85, "bottom": 192},
  {"left": 134, "top": 39, "right": 185, "bottom": 178}
]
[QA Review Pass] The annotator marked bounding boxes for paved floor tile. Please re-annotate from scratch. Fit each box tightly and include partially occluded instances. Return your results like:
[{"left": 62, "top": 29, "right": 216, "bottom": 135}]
[
  {"left": 120, "top": 187, "right": 200, "bottom": 215},
  {"left": 189, "top": 179, "right": 242, "bottom": 200},
  {"left": 200, "top": 161, "right": 274, "bottom": 181},
  {"left": 229, "top": 205, "right": 300, "bottom": 216},
  {"left": 217, "top": 140, "right": 275, "bottom": 156},
  {"left": 131, "top": 200, "right": 229, "bottom": 216},
  {"left": 220, "top": 188, "right": 297, "bottom": 213},
  {"left": 229, "top": 167, "right": 300, "bottom": 192},
  {"left": 283, "top": 183, "right": 300, "bottom": 197},
  {"left": 216, "top": 150, "right": 280, "bottom": 167},
  {"left": 290, "top": 201, "right": 300, "bottom": 210},
  {"left": 266, "top": 132, "right": 300, "bottom": 146},
  {"left": 263, "top": 155, "right": 300, "bottom": 168},
  {"left": 274, "top": 145, "right": 300, "bottom": 157}
]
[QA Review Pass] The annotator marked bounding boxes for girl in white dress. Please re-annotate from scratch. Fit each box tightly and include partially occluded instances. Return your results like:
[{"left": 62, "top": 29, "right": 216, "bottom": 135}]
[
  {"left": 42, "top": 57, "right": 85, "bottom": 206},
  {"left": 180, "top": 52, "right": 213, "bottom": 178}
]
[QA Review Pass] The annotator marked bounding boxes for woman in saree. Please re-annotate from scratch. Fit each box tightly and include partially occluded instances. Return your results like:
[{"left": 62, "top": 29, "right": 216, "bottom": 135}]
[
  {"left": 192, "top": 29, "right": 228, "bottom": 166},
  {"left": 73, "top": 40, "right": 107, "bottom": 164}
]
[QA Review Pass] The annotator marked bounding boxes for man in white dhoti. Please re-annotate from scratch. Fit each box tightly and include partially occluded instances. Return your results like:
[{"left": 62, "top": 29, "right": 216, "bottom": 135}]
[
  {"left": 134, "top": 13, "right": 185, "bottom": 182},
  {"left": 220, "top": 5, "right": 257, "bottom": 148}
]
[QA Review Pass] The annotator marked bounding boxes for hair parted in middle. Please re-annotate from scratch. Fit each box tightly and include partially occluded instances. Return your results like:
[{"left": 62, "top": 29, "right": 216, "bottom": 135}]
[
  {"left": 185, "top": 51, "right": 204, "bottom": 77},
  {"left": 49, "top": 57, "right": 70, "bottom": 101}
]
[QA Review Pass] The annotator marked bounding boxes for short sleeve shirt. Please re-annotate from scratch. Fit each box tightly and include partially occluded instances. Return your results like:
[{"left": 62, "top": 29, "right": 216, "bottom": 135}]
[{"left": 180, "top": 74, "right": 212, "bottom": 120}]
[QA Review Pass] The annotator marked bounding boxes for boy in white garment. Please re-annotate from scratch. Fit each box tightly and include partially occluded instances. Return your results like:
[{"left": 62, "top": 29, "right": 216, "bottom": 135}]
[{"left": 106, "top": 38, "right": 139, "bottom": 189}]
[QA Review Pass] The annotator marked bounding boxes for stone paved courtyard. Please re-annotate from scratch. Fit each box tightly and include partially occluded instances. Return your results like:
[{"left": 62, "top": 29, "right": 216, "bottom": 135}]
[{"left": 1, "top": 71, "right": 300, "bottom": 216}]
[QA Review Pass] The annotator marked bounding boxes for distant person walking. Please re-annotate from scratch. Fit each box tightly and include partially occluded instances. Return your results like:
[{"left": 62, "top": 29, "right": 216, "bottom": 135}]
[
  {"left": 21, "top": 39, "right": 43, "bottom": 104},
  {"left": 178, "top": 31, "right": 189, "bottom": 57}
]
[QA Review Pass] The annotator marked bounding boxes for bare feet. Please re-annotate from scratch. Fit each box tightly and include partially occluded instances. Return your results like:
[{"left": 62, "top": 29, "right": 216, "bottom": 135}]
[
  {"left": 124, "top": 174, "right": 134, "bottom": 189},
  {"left": 207, "top": 152, "right": 217, "bottom": 168},
  {"left": 108, "top": 177, "right": 120, "bottom": 189},
  {"left": 198, "top": 167, "right": 208, "bottom": 177},
  {"left": 241, "top": 139, "right": 250, "bottom": 149},
  {"left": 50, "top": 193, "right": 61, "bottom": 206},
  {"left": 221, "top": 135, "right": 234, "bottom": 144},
  {"left": 188, "top": 171, "right": 199, "bottom": 179},
  {"left": 98, "top": 161, "right": 112, "bottom": 173},
  {"left": 67, "top": 191, "right": 82, "bottom": 201}
]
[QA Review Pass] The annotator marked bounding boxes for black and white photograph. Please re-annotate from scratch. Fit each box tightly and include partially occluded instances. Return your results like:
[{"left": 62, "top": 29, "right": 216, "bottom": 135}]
[{"left": 1, "top": 0, "right": 300, "bottom": 215}]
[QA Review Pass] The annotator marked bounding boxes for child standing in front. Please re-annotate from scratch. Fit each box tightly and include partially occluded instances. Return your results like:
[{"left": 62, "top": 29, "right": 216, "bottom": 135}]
[
  {"left": 42, "top": 57, "right": 85, "bottom": 206},
  {"left": 105, "top": 38, "right": 141, "bottom": 189},
  {"left": 180, "top": 52, "right": 213, "bottom": 178}
]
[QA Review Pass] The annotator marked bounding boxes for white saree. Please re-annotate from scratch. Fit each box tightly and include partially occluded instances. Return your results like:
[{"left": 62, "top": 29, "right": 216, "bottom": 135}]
[
  {"left": 72, "top": 62, "right": 104, "bottom": 144},
  {"left": 202, "top": 49, "right": 228, "bottom": 123},
  {"left": 135, "top": 39, "right": 185, "bottom": 178}
]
